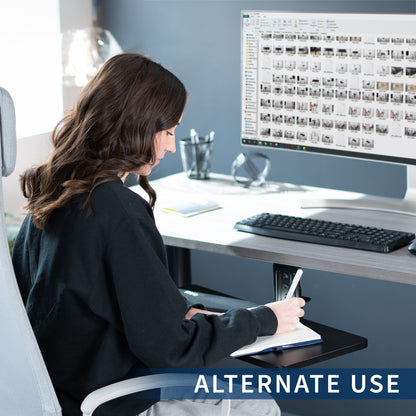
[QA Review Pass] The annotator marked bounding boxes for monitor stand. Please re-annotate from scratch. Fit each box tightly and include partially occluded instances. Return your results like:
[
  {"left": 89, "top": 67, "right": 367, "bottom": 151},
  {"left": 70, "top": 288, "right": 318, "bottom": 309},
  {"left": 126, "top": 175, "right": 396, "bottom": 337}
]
[{"left": 301, "top": 165, "right": 416, "bottom": 216}]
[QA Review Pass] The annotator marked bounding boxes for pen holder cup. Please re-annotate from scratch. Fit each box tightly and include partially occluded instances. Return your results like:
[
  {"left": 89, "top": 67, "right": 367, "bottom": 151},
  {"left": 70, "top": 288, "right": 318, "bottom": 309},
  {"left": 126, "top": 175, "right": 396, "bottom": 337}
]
[{"left": 179, "top": 137, "right": 214, "bottom": 179}]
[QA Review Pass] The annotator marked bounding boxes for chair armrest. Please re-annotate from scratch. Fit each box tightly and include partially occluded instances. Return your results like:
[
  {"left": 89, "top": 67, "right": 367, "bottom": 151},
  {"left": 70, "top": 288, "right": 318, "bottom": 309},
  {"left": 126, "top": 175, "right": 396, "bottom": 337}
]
[{"left": 80, "top": 373, "right": 230, "bottom": 416}]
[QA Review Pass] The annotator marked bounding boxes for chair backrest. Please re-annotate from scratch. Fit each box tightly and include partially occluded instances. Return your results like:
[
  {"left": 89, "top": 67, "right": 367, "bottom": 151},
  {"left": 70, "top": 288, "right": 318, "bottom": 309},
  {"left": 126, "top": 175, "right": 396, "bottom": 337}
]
[{"left": 0, "top": 86, "right": 61, "bottom": 415}]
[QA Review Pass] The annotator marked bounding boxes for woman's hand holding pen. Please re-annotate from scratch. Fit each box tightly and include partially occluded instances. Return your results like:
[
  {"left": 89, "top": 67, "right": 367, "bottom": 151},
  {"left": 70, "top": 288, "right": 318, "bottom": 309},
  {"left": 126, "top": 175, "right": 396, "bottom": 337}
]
[
  {"left": 185, "top": 298, "right": 306, "bottom": 335},
  {"left": 185, "top": 298, "right": 306, "bottom": 334},
  {"left": 265, "top": 297, "right": 306, "bottom": 335}
]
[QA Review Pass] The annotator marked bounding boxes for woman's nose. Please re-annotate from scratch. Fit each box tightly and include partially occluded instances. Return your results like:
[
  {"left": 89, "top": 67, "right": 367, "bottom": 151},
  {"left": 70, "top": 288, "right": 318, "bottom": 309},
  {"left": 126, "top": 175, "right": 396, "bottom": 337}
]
[{"left": 166, "top": 137, "right": 176, "bottom": 153}]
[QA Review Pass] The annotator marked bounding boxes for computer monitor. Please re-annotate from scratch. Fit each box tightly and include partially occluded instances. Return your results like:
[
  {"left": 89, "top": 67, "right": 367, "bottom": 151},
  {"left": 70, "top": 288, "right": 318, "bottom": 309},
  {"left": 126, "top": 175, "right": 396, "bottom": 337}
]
[{"left": 241, "top": 11, "right": 416, "bottom": 215}]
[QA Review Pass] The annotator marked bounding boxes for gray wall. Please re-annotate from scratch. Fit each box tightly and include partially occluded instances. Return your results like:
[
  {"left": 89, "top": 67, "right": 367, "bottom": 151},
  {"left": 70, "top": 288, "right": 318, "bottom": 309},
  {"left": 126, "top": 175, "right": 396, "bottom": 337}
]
[{"left": 98, "top": 2, "right": 416, "bottom": 415}]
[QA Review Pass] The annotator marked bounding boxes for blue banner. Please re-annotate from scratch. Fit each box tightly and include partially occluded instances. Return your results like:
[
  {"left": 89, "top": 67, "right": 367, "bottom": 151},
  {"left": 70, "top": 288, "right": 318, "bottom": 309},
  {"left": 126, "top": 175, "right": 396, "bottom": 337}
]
[{"left": 134, "top": 368, "right": 416, "bottom": 400}]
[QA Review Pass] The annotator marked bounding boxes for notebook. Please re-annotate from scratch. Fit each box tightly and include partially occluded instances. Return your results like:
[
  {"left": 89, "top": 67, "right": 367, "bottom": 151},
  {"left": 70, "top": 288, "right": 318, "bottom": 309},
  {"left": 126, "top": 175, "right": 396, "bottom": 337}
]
[
  {"left": 160, "top": 198, "right": 221, "bottom": 217},
  {"left": 230, "top": 322, "right": 322, "bottom": 357}
]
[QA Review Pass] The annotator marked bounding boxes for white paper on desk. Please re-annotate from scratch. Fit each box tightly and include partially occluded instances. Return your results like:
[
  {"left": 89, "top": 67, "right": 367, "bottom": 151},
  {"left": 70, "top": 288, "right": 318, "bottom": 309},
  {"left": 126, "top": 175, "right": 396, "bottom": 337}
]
[
  {"left": 230, "top": 322, "right": 321, "bottom": 357},
  {"left": 160, "top": 198, "right": 221, "bottom": 217}
]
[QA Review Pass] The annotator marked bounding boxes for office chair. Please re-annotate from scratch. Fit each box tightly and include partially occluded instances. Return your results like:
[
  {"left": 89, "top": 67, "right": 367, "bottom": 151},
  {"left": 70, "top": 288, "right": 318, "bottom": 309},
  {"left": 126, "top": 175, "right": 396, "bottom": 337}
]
[{"left": 0, "top": 86, "right": 230, "bottom": 416}]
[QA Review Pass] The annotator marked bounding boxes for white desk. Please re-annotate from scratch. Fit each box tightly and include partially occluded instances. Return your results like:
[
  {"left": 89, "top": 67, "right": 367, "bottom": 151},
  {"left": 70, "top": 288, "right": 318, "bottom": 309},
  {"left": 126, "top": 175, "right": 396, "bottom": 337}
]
[
  {"left": 133, "top": 172, "right": 416, "bottom": 286},
  {"left": 132, "top": 173, "right": 375, "bottom": 368}
]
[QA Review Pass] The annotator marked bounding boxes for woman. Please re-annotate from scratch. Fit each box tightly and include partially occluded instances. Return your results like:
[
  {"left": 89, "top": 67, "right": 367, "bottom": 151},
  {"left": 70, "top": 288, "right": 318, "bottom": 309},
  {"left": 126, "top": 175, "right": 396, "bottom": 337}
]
[{"left": 12, "top": 53, "right": 305, "bottom": 415}]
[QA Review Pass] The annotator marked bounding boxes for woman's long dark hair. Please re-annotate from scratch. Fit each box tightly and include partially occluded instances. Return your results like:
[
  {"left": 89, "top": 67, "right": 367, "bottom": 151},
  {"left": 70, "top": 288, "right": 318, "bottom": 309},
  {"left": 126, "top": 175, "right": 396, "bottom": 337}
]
[{"left": 21, "top": 52, "right": 187, "bottom": 229}]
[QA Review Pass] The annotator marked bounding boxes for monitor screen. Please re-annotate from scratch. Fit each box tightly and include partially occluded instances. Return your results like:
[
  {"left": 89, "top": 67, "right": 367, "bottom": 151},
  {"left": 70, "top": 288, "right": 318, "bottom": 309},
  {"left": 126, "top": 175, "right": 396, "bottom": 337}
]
[{"left": 241, "top": 11, "right": 416, "bottom": 166}]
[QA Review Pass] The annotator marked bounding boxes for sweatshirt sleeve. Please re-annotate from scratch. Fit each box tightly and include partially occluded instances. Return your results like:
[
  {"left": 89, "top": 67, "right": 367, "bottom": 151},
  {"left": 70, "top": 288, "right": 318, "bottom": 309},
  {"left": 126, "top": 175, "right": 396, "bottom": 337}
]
[{"left": 101, "top": 189, "right": 277, "bottom": 368}]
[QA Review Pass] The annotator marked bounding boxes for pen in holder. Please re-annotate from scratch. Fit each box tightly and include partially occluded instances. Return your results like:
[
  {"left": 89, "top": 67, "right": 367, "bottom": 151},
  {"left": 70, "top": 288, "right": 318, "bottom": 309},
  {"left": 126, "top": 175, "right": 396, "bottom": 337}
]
[{"left": 179, "top": 129, "right": 214, "bottom": 179}]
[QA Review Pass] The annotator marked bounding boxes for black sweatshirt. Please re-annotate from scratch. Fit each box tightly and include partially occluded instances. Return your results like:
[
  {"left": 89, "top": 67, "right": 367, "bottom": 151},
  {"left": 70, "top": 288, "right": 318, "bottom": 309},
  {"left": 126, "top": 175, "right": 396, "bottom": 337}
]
[{"left": 12, "top": 180, "right": 277, "bottom": 415}]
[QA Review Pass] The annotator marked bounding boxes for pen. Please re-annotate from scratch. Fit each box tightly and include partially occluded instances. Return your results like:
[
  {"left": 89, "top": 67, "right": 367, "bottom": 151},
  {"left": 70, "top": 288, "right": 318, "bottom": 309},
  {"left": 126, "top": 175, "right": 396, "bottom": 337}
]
[
  {"left": 285, "top": 269, "right": 303, "bottom": 300},
  {"left": 190, "top": 128, "right": 199, "bottom": 144}
]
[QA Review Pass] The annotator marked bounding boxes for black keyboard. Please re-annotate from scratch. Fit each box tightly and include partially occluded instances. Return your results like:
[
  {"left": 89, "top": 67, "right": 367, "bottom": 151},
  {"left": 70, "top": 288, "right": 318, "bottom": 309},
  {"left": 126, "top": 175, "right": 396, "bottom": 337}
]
[{"left": 234, "top": 212, "right": 415, "bottom": 253}]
